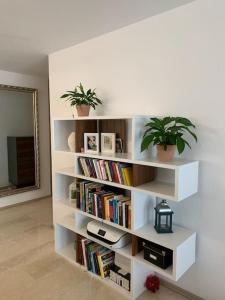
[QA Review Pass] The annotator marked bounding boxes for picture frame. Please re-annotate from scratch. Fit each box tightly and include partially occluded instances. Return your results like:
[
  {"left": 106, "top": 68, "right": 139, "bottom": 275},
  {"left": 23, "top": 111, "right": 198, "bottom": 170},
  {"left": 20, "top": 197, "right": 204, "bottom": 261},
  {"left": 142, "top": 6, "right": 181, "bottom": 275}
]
[
  {"left": 101, "top": 133, "right": 116, "bottom": 154},
  {"left": 84, "top": 133, "right": 99, "bottom": 154}
]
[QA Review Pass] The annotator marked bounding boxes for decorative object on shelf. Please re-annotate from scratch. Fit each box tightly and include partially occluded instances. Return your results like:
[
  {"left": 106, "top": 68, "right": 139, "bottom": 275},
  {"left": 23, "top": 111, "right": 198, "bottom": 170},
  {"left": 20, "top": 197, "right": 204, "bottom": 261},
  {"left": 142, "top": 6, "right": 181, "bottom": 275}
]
[
  {"left": 143, "top": 241, "right": 173, "bottom": 269},
  {"left": 145, "top": 275, "right": 160, "bottom": 293},
  {"left": 84, "top": 133, "right": 99, "bottom": 153},
  {"left": 154, "top": 200, "right": 173, "bottom": 233},
  {"left": 60, "top": 83, "right": 103, "bottom": 116},
  {"left": 116, "top": 138, "right": 123, "bottom": 153},
  {"left": 101, "top": 133, "right": 116, "bottom": 154},
  {"left": 68, "top": 132, "right": 75, "bottom": 152},
  {"left": 141, "top": 117, "right": 197, "bottom": 162},
  {"left": 110, "top": 264, "right": 131, "bottom": 291},
  {"left": 69, "top": 181, "right": 76, "bottom": 203}
]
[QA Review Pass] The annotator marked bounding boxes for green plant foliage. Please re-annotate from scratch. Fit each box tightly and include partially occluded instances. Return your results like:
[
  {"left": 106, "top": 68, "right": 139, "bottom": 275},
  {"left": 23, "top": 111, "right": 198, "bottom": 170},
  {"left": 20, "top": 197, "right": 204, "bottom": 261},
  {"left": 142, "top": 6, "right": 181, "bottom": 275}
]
[
  {"left": 141, "top": 117, "right": 197, "bottom": 154},
  {"left": 60, "top": 83, "right": 103, "bottom": 109}
]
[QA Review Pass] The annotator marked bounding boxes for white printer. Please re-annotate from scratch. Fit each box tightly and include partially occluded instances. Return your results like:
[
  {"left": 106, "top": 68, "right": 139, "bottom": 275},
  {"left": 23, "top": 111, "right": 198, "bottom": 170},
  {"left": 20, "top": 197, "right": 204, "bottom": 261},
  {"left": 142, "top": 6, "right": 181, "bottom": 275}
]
[{"left": 87, "top": 220, "right": 131, "bottom": 249}]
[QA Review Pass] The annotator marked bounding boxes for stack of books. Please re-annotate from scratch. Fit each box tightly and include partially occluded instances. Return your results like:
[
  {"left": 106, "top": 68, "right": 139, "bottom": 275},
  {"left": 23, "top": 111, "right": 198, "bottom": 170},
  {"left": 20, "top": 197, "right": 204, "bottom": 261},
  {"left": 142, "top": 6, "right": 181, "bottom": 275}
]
[
  {"left": 109, "top": 264, "right": 131, "bottom": 291},
  {"left": 76, "top": 180, "right": 132, "bottom": 229},
  {"left": 78, "top": 157, "right": 133, "bottom": 186},
  {"left": 76, "top": 235, "right": 115, "bottom": 278}
]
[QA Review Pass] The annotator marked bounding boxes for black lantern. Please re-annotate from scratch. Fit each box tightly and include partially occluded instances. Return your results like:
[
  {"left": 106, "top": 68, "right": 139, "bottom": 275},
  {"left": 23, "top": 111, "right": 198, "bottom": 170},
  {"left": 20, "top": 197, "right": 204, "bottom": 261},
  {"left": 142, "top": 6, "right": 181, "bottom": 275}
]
[{"left": 154, "top": 200, "right": 173, "bottom": 233}]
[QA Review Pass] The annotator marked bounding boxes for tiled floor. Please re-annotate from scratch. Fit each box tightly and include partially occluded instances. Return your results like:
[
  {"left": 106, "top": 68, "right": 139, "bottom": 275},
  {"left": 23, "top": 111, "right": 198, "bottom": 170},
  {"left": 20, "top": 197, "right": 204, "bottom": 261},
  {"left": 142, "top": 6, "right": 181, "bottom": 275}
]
[{"left": 0, "top": 197, "right": 190, "bottom": 300}]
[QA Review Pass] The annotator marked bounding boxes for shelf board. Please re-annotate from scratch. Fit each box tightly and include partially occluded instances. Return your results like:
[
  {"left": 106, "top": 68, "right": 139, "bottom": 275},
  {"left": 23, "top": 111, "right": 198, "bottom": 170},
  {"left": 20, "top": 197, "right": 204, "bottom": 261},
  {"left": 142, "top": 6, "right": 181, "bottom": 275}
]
[
  {"left": 76, "top": 152, "right": 198, "bottom": 170},
  {"left": 56, "top": 214, "right": 75, "bottom": 232},
  {"left": 53, "top": 115, "right": 144, "bottom": 121},
  {"left": 76, "top": 152, "right": 133, "bottom": 163},
  {"left": 76, "top": 226, "right": 133, "bottom": 260},
  {"left": 135, "top": 181, "right": 175, "bottom": 200},
  {"left": 133, "top": 223, "right": 195, "bottom": 250},
  {"left": 133, "top": 251, "right": 174, "bottom": 280},
  {"left": 54, "top": 150, "right": 75, "bottom": 155},
  {"left": 58, "top": 171, "right": 176, "bottom": 201},
  {"left": 55, "top": 167, "right": 75, "bottom": 177}
]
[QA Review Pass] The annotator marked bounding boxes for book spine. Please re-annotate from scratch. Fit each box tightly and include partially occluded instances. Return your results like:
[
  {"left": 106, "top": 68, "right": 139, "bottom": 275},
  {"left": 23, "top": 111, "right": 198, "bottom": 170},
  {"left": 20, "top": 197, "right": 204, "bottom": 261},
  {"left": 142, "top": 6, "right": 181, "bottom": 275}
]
[
  {"left": 105, "top": 197, "right": 109, "bottom": 221},
  {"left": 109, "top": 199, "right": 114, "bottom": 222},
  {"left": 112, "top": 162, "right": 119, "bottom": 183},
  {"left": 93, "top": 159, "right": 99, "bottom": 179},
  {"left": 76, "top": 182, "right": 80, "bottom": 209},
  {"left": 128, "top": 204, "right": 131, "bottom": 229},
  {"left": 125, "top": 204, "right": 129, "bottom": 228},
  {"left": 123, "top": 202, "right": 126, "bottom": 227},
  {"left": 115, "top": 163, "right": 122, "bottom": 184},
  {"left": 105, "top": 161, "right": 112, "bottom": 181}
]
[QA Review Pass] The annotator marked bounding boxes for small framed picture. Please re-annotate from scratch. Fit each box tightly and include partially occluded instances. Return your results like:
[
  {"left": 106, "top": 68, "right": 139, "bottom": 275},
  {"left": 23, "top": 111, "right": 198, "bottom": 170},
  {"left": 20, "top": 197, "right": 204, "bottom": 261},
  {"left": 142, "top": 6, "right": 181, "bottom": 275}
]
[
  {"left": 101, "top": 133, "right": 116, "bottom": 154},
  {"left": 116, "top": 138, "right": 123, "bottom": 153},
  {"left": 84, "top": 133, "right": 99, "bottom": 153}
]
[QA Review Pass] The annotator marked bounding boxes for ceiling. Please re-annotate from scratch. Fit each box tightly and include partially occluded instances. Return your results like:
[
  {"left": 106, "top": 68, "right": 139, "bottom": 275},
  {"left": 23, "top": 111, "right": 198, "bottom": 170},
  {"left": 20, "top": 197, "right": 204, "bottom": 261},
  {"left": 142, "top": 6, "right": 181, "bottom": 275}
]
[{"left": 0, "top": 0, "right": 194, "bottom": 77}]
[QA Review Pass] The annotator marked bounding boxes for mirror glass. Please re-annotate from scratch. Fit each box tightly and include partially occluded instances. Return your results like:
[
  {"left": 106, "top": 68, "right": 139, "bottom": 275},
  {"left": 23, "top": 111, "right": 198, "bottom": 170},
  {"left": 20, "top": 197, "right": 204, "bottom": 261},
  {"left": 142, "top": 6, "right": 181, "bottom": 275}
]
[{"left": 0, "top": 84, "right": 39, "bottom": 197}]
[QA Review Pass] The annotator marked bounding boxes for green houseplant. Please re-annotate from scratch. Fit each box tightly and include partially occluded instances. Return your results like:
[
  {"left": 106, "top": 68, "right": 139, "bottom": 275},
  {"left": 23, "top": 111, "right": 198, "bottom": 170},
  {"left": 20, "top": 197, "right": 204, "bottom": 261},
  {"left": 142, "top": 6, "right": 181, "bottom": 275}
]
[
  {"left": 141, "top": 117, "right": 197, "bottom": 162},
  {"left": 60, "top": 83, "right": 103, "bottom": 116}
]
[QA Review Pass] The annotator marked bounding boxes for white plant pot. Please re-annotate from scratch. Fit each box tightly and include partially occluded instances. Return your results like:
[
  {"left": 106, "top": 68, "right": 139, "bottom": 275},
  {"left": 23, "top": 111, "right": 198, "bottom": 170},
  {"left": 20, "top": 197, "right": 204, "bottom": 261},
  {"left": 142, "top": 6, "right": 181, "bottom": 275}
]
[{"left": 68, "top": 132, "right": 75, "bottom": 152}]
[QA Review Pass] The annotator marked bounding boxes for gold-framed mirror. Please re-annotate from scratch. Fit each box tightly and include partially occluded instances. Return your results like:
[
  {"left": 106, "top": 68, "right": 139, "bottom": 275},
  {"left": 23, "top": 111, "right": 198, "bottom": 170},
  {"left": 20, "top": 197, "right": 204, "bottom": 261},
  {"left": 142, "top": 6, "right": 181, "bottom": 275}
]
[{"left": 0, "top": 84, "right": 40, "bottom": 197}]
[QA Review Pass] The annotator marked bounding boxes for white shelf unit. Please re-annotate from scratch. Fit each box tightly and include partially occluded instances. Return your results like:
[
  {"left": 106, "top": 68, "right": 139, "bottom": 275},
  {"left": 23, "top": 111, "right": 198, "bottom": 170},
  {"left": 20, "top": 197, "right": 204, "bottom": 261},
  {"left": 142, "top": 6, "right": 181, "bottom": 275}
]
[{"left": 52, "top": 115, "right": 199, "bottom": 299}]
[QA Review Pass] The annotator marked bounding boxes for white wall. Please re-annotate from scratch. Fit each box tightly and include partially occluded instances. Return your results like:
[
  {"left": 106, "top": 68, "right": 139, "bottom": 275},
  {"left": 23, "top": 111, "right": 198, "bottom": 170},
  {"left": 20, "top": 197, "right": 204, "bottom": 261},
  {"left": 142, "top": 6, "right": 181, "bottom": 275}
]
[
  {"left": 48, "top": 0, "right": 225, "bottom": 299},
  {"left": 0, "top": 90, "right": 34, "bottom": 186},
  {"left": 0, "top": 70, "right": 51, "bottom": 207}
]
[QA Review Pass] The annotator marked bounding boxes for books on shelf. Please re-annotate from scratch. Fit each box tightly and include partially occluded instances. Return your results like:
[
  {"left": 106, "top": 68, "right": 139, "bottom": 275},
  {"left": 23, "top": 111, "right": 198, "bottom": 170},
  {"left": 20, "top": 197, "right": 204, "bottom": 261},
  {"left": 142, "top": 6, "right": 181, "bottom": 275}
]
[
  {"left": 77, "top": 235, "right": 115, "bottom": 278},
  {"left": 78, "top": 157, "right": 133, "bottom": 186},
  {"left": 76, "top": 180, "right": 132, "bottom": 229}
]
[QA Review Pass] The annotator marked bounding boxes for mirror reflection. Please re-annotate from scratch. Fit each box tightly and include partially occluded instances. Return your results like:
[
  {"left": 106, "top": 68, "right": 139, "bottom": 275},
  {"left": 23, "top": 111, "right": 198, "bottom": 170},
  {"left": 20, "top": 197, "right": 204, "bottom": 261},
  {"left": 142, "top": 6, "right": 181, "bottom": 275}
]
[{"left": 0, "top": 85, "right": 39, "bottom": 197}]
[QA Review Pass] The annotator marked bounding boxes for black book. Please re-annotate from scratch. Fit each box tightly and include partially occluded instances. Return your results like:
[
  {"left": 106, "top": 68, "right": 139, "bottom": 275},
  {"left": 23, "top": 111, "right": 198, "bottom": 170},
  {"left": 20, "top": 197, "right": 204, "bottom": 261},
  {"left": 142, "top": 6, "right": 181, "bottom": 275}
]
[{"left": 125, "top": 203, "right": 129, "bottom": 228}]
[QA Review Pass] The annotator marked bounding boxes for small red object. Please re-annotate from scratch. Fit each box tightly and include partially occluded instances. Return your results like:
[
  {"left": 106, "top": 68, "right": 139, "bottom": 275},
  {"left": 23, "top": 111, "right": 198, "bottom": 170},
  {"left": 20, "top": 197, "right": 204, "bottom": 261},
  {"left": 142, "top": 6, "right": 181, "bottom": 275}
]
[{"left": 145, "top": 275, "right": 160, "bottom": 293}]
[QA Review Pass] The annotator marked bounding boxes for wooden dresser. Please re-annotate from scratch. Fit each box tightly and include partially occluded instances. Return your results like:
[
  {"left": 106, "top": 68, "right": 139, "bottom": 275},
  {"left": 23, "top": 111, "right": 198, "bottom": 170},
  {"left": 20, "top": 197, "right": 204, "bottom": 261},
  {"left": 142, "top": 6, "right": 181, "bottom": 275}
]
[{"left": 7, "top": 137, "right": 35, "bottom": 187}]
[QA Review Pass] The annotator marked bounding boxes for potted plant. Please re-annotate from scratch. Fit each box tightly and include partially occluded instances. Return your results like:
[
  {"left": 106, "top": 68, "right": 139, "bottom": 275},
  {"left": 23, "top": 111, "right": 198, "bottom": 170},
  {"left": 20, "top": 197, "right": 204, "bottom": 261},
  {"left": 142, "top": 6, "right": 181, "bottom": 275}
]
[
  {"left": 60, "top": 83, "right": 103, "bottom": 116},
  {"left": 141, "top": 117, "right": 197, "bottom": 162}
]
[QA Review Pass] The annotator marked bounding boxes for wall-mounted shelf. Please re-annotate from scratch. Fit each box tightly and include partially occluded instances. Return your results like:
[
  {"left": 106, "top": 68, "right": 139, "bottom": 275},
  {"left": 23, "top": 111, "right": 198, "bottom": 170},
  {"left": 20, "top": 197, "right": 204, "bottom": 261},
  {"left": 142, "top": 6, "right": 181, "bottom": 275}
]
[{"left": 52, "top": 115, "right": 199, "bottom": 299}]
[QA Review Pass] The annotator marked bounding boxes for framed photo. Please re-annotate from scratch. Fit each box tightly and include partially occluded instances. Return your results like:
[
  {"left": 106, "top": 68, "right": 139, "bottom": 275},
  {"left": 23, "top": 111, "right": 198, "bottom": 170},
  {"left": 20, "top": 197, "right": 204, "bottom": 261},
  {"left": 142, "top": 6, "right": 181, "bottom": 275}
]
[
  {"left": 84, "top": 133, "right": 99, "bottom": 153},
  {"left": 101, "top": 133, "right": 116, "bottom": 154},
  {"left": 116, "top": 138, "right": 123, "bottom": 153}
]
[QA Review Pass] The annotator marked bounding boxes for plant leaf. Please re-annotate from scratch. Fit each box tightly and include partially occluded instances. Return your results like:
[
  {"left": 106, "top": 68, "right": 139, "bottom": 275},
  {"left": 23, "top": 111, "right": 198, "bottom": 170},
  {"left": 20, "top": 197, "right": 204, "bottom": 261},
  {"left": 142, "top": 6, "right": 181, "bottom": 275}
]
[
  {"left": 176, "top": 136, "right": 185, "bottom": 154},
  {"left": 141, "top": 135, "right": 154, "bottom": 152}
]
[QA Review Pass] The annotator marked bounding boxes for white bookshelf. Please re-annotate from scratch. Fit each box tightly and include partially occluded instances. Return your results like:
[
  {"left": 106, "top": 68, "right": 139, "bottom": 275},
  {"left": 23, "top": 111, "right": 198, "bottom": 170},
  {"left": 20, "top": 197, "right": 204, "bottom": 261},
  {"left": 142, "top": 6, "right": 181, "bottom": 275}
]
[{"left": 52, "top": 115, "right": 199, "bottom": 299}]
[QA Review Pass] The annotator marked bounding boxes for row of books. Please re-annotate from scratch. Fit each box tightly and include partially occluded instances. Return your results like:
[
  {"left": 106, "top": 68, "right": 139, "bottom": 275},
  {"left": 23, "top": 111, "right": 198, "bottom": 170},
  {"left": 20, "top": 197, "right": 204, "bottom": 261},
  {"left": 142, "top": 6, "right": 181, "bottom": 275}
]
[
  {"left": 78, "top": 157, "right": 133, "bottom": 186},
  {"left": 76, "top": 234, "right": 115, "bottom": 278},
  {"left": 76, "top": 180, "right": 132, "bottom": 229},
  {"left": 110, "top": 264, "right": 131, "bottom": 291}
]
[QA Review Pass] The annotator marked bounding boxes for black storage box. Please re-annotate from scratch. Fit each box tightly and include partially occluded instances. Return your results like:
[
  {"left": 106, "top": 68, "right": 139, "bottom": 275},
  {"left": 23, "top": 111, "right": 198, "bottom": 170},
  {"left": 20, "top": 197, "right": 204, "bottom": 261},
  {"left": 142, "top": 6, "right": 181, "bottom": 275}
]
[{"left": 143, "top": 241, "right": 173, "bottom": 269}]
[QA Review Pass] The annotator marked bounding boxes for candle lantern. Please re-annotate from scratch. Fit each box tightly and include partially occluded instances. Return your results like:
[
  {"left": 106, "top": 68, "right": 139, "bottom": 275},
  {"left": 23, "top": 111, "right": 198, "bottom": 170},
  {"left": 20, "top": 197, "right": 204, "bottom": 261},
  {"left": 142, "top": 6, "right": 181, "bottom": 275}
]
[{"left": 154, "top": 200, "right": 173, "bottom": 233}]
